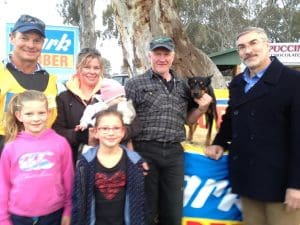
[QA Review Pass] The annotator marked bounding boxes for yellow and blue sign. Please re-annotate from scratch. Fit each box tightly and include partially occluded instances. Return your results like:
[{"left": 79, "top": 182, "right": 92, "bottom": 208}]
[
  {"left": 183, "top": 144, "right": 242, "bottom": 225},
  {"left": 5, "top": 24, "right": 79, "bottom": 83}
]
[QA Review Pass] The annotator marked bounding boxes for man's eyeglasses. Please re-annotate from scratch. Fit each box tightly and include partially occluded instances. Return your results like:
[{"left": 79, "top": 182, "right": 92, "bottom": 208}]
[
  {"left": 97, "top": 126, "right": 123, "bottom": 134},
  {"left": 78, "top": 48, "right": 101, "bottom": 57}
]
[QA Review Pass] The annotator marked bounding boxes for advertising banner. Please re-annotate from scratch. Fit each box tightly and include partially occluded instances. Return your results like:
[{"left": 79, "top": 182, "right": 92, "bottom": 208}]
[
  {"left": 270, "top": 43, "right": 300, "bottom": 66},
  {"left": 183, "top": 144, "right": 243, "bottom": 225}
]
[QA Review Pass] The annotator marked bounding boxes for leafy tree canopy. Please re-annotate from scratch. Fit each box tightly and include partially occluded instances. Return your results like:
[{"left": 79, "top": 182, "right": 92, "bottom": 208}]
[{"left": 58, "top": 0, "right": 300, "bottom": 56}]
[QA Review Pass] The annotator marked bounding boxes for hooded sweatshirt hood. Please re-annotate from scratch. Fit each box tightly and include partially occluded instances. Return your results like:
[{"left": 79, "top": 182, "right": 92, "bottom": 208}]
[{"left": 65, "top": 74, "right": 102, "bottom": 102}]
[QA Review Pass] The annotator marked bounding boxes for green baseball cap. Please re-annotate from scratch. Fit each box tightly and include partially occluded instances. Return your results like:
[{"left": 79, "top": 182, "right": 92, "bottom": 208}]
[{"left": 150, "top": 36, "right": 175, "bottom": 51}]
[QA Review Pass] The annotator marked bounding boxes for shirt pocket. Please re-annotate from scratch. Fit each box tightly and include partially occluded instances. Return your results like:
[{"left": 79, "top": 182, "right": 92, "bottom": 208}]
[
  {"left": 173, "top": 88, "right": 189, "bottom": 113},
  {"left": 139, "top": 88, "right": 162, "bottom": 112}
]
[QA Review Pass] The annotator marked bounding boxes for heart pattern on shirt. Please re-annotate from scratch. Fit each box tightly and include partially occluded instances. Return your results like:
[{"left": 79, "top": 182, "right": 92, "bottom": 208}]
[{"left": 95, "top": 171, "right": 126, "bottom": 200}]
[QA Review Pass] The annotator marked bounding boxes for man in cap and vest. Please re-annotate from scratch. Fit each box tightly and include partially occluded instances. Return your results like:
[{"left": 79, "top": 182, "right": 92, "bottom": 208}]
[{"left": 0, "top": 14, "right": 58, "bottom": 152}]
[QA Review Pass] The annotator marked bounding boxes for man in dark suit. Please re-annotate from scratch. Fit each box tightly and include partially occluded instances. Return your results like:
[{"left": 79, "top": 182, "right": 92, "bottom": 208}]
[{"left": 205, "top": 27, "right": 300, "bottom": 225}]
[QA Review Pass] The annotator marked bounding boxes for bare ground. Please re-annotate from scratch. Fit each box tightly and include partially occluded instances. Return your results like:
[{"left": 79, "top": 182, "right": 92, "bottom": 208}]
[{"left": 183, "top": 125, "right": 217, "bottom": 147}]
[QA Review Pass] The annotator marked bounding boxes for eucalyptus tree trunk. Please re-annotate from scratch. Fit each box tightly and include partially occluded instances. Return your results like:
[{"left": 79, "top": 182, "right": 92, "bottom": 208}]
[
  {"left": 75, "top": 0, "right": 97, "bottom": 48},
  {"left": 111, "top": 0, "right": 226, "bottom": 88}
]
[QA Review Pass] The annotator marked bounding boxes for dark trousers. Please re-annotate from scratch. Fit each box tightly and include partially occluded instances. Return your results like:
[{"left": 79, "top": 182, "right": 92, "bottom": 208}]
[
  {"left": 133, "top": 141, "right": 184, "bottom": 225},
  {"left": 10, "top": 208, "right": 63, "bottom": 225}
]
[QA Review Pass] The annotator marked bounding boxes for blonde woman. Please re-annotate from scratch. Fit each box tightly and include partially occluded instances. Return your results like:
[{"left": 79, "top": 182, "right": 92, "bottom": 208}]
[{"left": 52, "top": 48, "right": 104, "bottom": 164}]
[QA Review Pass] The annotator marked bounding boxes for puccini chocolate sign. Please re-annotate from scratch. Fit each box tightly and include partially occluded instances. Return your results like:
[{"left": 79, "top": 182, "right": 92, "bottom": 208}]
[{"left": 270, "top": 43, "right": 300, "bottom": 66}]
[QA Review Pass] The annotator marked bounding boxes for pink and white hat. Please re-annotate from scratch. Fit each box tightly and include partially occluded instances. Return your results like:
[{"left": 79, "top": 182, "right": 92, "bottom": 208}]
[{"left": 100, "top": 78, "right": 125, "bottom": 103}]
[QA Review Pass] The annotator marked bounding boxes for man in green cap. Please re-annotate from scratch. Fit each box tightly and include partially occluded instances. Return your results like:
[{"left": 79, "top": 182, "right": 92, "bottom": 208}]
[{"left": 125, "top": 36, "right": 213, "bottom": 225}]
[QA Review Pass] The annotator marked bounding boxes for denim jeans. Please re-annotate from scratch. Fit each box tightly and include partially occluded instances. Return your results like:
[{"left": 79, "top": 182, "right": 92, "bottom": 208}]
[
  {"left": 10, "top": 208, "right": 63, "bottom": 225},
  {"left": 133, "top": 141, "right": 184, "bottom": 225}
]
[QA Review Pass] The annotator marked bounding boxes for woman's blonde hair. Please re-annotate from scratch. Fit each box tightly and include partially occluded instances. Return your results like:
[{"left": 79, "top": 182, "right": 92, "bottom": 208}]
[
  {"left": 76, "top": 47, "right": 104, "bottom": 77},
  {"left": 4, "top": 90, "right": 48, "bottom": 143}
]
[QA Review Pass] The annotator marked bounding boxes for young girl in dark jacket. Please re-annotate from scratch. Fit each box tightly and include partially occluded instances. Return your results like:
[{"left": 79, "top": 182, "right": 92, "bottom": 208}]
[{"left": 71, "top": 109, "right": 146, "bottom": 225}]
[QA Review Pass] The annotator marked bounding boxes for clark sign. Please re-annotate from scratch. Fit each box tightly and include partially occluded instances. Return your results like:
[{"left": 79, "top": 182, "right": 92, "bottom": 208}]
[{"left": 5, "top": 24, "right": 79, "bottom": 82}]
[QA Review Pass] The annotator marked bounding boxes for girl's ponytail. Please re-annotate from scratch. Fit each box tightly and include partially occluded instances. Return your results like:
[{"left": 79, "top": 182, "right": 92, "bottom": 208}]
[{"left": 5, "top": 94, "right": 24, "bottom": 143}]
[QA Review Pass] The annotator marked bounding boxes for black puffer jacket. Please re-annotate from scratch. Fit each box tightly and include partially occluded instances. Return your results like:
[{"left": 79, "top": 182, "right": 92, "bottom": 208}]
[{"left": 52, "top": 75, "right": 101, "bottom": 163}]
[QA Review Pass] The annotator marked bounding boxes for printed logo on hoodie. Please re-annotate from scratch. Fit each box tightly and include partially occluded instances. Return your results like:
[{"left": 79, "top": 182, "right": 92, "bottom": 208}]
[{"left": 19, "top": 151, "right": 54, "bottom": 171}]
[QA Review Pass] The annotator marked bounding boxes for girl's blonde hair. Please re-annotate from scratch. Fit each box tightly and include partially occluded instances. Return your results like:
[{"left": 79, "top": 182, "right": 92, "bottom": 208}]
[
  {"left": 5, "top": 90, "right": 48, "bottom": 143},
  {"left": 76, "top": 47, "right": 104, "bottom": 77}
]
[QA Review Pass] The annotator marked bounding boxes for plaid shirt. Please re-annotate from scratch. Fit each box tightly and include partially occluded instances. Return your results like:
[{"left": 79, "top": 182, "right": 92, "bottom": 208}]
[{"left": 125, "top": 69, "right": 197, "bottom": 143}]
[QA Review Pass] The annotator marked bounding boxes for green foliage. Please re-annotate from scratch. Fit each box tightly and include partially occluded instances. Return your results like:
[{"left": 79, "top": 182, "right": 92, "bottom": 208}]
[
  {"left": 291, "top": 10, "right": 300, "bottom": 40},
  {"left": 101, "top": 4, "right": 118, "bottom": 39},
  {"left": 56, "top": 0, "right": 80, "bottom": 26},
  {"left": 174, "top": 0, "right": 300, "bottom": 54},
  {"left": 175, "top": 0, "right": 248, "bottom": 53},
  {"left": 58, "top": 0, "right": 300, "bottom": 54},
  {"left": 254, "top": 5, "right": 282, "bottom": 42},
  {"left": 102, "top": 57, "right": 112, "bottom": 76}
]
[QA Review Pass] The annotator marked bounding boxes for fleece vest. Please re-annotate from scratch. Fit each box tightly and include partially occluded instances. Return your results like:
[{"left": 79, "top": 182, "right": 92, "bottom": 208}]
[{"left": 0, "top": 62, "right": 58, "bottom": 135}]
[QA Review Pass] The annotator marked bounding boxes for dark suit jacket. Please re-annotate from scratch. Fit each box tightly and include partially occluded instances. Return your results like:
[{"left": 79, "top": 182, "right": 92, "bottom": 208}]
[{"left": 213, "top": 57, "right": 300, "bottom": 202}]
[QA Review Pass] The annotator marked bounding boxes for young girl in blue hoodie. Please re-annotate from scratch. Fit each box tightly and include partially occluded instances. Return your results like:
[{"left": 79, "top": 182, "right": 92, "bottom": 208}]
[{"left": 72, "top": 108, "right": 146, "bottom": 225}]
